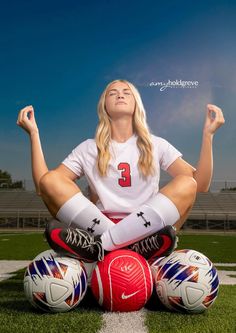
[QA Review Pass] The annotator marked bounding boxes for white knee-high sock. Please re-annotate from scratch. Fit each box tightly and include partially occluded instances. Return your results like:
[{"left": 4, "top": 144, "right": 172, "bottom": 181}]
[
  {"left": 101, "top": 192, "right": 180, "bottom": 251},
  {"left": 56, "top": 192, "right": 114, "bottom": 235}
]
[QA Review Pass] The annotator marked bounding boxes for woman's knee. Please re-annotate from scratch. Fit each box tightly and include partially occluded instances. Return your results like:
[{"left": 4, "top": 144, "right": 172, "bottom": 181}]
[
  {"left": 161, "top": 175, "right": 197, "bottom": 218},
  {"left": 175, "top": 175, "right": 197, "bottom": 200},
  {"left": 39, "top": 170, "right": 80, "bottom": 203},
  {"left": 161, "top": 174, "right": 197, "bottom": 202},
  {"left": 39, "top": 171, "right": 61, "bottom": 197}
]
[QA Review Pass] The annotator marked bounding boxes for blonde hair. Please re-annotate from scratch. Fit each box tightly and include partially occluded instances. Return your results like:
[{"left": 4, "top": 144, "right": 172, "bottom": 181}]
[{"left": 95, "top": 79, "right": 155, "bottom": 177}]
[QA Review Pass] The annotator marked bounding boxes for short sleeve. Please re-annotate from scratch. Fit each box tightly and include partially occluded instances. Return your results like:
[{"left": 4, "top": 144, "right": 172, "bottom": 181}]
[
  {"left": 154, "top": 137, "right": 183, "bottom": 171},
  {"left": 62, "top": 141, "right": 88, "bottom": 177}
]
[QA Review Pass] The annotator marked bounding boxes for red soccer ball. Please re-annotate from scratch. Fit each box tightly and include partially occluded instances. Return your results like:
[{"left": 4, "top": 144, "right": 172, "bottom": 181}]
[{"left": 91, "top": 249, "right": 153, "bottom": 312}]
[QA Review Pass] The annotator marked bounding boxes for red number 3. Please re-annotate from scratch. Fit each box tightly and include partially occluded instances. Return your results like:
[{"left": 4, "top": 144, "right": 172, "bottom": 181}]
[{"left": 118, "top": 163, "right": 131, "bottom": 187}]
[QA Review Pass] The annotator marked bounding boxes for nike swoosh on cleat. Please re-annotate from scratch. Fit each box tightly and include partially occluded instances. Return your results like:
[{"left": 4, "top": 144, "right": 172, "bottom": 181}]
[
  {"left": 152, "top": 234, "right": 172, "bottom": 258},
  {"left": 51, "top": 229, "right": 79, "bottom": 257},
  {"left": 121, "top": 290, "right": 140, "bottom": 299}
]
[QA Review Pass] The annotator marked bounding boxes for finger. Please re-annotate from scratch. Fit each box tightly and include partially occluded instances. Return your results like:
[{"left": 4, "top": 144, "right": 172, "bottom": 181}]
[
  {"left": 208, "top": 106, "right": 225, "bottom": 127},
  {"left": 23, "top": 105, "right": 34, "bottom": 119},
  {"left": 206, "top": 108, "right": 215, "bottom": 121},
  {"left": 207, "top": 104, "right": 224, "bottom": 121},
  {"left": 28, "top": 108, "right": 35, "bottom": 121},
  {"left": 18, "top": 105, "right": 33, "bottom": 124},
  {"left": 17, "top": 107, "right": 26, "bottom": 124},
  {"left": 17, "top": 109, "right": 25, "bottom": 124},
  {"left": 23, "top": 109, "right": 31, "bottom": 123},
  {"left": 207, "top": 104, "right": 222, "bottom": 115},
  {"left": 211, "top": 106, "right": 224, "bottom": 122},
  {"left": 215, "top": 111, "right": 225, "bottom": 125},
  {"left": 207, "top": 103, "right": 219, "bottom": 109},
  {"left": 17, "top": 106, "right": 26, "bottom": 123},
  {"left": 18, "top": 109, "right": 27, "bottom": 124}
]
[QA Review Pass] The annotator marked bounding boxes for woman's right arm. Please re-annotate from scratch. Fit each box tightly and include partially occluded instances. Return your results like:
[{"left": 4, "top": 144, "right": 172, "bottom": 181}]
[{"left": 17, "top": 105, "right": 48, "bottom": 195}]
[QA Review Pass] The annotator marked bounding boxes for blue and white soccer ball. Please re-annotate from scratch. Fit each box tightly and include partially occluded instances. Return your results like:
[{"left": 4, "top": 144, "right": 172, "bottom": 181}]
[
  {"left": 24, "top": 250, "right": 87, "bottom": 312},
  {"left": 151, "top": 249, "right": 219, "bottom": 314}
]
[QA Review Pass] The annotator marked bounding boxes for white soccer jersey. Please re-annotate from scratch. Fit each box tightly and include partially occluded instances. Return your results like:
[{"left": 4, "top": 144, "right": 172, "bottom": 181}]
[{"left": 62, "top": 134, "right": 182, "bottom": 218}]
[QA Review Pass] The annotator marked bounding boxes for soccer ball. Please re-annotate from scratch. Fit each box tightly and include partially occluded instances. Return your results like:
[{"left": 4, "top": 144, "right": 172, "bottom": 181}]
[
  {"left": 151, "top": 249, "right": 219, "bottom": 313},
  {"left": 91, "top": 249, "right": 153, "bottom": 312},
  {"left": 24, "top": 250, "right": 87, "bottom": 312}
]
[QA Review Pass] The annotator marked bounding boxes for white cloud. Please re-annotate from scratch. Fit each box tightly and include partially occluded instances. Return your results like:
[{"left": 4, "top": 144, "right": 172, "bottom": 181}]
[{"left": 164, "top": 88, "right": 213, "bottom": 126}]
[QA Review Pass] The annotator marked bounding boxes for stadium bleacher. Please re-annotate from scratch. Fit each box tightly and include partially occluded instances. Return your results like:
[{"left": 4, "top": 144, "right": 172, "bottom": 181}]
[
  {"left": 0, "top": 190, "right": 236, "bottom": 230},
  {"left": 187, "top": 192, "right": 236, "bottom": 230},
  {"left": 0, "top": 190, "right": 50, "bottom": 229}
]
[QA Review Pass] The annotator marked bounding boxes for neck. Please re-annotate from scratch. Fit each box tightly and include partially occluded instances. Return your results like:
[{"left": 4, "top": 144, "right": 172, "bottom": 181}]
[{"left": 110, "top": 117, "right": 134, "bottom": 143}]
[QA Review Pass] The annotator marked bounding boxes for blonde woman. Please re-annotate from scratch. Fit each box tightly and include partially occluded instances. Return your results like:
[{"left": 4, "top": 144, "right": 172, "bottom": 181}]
[{"left": 17, "top": 79, "right": 225, "bottom": 263}]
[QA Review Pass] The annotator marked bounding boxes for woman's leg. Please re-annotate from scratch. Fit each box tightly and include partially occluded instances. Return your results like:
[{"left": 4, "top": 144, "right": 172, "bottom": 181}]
[
  {"left": 159, "top": 175, "right": 197, "bottom": 231},
  {"left": 43, "top": 174, "right": 197, "bottom": 262},
  {"left": 101, "top": 175, "right": 197, "bottom": 250},
  {"left": 39, "top": 170, "right": 80, "bottom": 217},
  {"left": 40, "top": 170, "right": 114, "bottom": 234}
]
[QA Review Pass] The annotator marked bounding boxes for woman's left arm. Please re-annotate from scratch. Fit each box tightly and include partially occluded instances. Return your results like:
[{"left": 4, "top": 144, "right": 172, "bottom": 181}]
[
  {"left": 193, "top": 104, "right": 225, "bottom": 192},
  {"left": 167, "top": 104, "right": 225, "bottom": 192}
]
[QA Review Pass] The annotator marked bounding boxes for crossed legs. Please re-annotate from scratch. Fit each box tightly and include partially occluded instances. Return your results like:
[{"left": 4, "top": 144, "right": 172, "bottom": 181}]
[{"left": 39, "top": 171, "right": 197, "bottom": 232}]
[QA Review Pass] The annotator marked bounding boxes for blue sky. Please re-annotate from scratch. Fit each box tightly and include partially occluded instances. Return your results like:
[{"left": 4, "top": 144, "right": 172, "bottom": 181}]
[{"left": 0, "top": 0, "right": 235, "bottom": 188}]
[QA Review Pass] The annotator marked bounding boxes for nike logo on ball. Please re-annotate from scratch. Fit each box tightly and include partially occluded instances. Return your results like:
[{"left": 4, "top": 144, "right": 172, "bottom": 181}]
[{"left": 121, "top": 290, "right": 140, "bottom": 299}]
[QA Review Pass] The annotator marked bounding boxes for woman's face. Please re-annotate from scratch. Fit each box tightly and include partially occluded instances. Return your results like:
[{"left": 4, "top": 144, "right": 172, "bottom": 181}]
[{"left": 105, "top": 82, "right": 136, "bottom": 120}]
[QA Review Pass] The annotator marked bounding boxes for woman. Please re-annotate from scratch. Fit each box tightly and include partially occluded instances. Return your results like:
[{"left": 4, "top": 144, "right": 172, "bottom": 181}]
[{"left": 17, "top": 79, "right": 225, "bottom": 262}]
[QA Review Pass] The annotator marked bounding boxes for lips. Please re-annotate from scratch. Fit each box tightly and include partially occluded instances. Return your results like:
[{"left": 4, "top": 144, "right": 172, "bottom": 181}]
[{"left": 115, "top": 102, "right": 127, "bottom": 105}]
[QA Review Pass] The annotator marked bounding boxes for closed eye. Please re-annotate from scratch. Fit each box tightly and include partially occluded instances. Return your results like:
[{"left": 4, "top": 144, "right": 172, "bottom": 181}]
[{"left": 107, "top": 88, "right": 132, "bottom": 96}]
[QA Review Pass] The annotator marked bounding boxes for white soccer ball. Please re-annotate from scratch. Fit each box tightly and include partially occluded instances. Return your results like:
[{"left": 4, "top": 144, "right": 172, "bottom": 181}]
[
  {"left": 24, "top": 250, "right": 87, "bottom": 312},
  {"left": 151, "top": 249, "right": 219, "bottom": 313}
]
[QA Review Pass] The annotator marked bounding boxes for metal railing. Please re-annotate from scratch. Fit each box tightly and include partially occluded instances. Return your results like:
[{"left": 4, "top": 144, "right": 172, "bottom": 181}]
[
  {"left": 0, "top": 210, "right": 51, "bottom": 229},
  {"left": 0, "top": 209, "right": 236, "bottom": 231},
  {"left": 1, "top": 179, "right": 236, "bottom": 231},
  {"left": 1, "top": 178, "right": 236, "bottom": 192}
]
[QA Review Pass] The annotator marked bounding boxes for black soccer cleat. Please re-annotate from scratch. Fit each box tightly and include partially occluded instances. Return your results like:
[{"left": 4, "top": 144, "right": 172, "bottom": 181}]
[
  {"left": 128, "top": 225, "right": 178, "bottom": 263},
  {"left": 45, "top": 219, "right": 105, "bottom": 263}
]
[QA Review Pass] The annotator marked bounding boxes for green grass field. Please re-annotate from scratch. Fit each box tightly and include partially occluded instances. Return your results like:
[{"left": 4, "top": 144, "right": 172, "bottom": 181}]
[{"left": 0, "top": 232, "right": 236, "bottom": 333}]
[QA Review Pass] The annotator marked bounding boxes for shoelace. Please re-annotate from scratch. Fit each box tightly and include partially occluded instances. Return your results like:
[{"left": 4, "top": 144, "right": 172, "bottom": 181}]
[
  {"left": 131, "top": 226, "right": 178, "bottom": 255},
  {"left": 174, "top": 235, "right": 179, "bottom": 249},
  {"left": 94, "top": 240, "right": 104, "bottom": 261},
  {"left": 66, "top": 228, "right": 94, "bottom": 248},
  {"left": 131, "top": 235, "right": 161, "bottom": 254},
  {"left": 66, "top": 228, "right": 104, "bottom": 261}
]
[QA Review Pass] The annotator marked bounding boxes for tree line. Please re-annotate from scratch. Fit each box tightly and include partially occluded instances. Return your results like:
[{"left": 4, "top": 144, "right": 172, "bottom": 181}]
[{"left": 0, "top": 170, "right": 24, "bottom": 189}]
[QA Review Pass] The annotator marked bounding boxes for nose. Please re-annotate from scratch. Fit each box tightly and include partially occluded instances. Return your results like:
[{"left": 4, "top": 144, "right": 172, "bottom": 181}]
[{"left": 117, "top": 94, "right": 124, "bottom": 99}]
